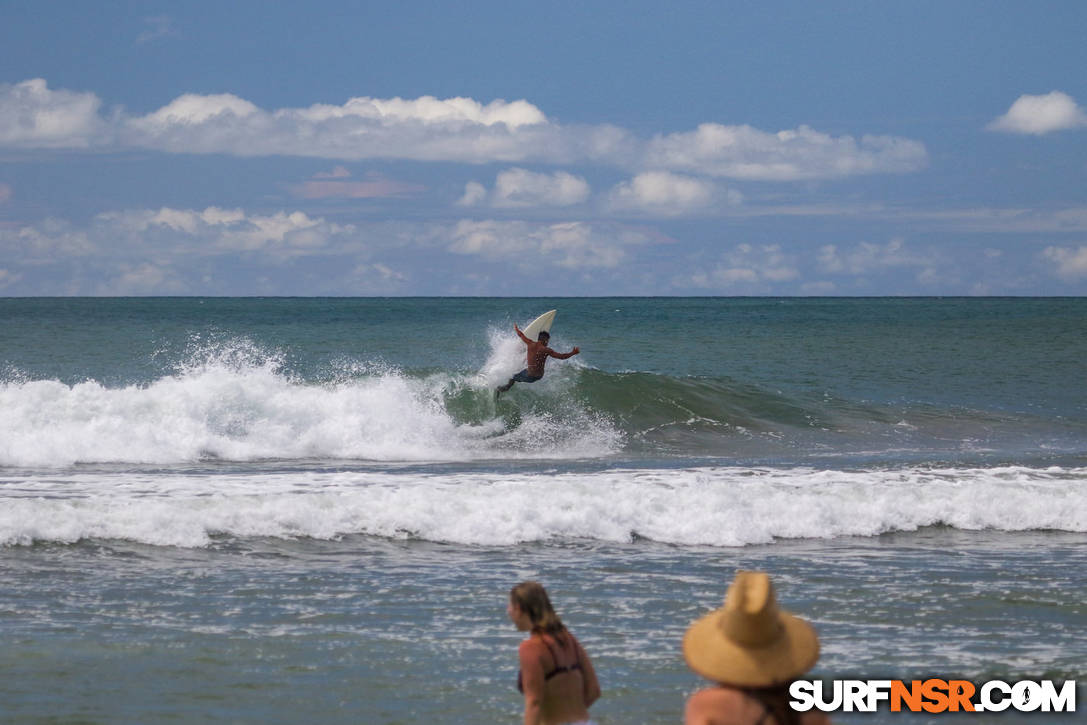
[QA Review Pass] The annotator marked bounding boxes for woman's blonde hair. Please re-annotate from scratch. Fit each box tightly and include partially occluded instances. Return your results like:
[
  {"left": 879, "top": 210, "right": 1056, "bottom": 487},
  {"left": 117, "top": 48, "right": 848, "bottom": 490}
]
[{"left": 510, "top": 581, "right": 567, "bottom": 639}]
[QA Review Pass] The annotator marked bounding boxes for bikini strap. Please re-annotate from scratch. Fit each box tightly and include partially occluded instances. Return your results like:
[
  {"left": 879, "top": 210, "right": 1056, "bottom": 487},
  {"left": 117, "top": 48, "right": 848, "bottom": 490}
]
[
  {"left": 540, "top": 634, "right": 561, "bottom": 663},
  {"left": 540, "top": 633, "right": 580, "bottom": 675},
  {"left": 746, "top": 688, "right": 797, "bottom": 725}
]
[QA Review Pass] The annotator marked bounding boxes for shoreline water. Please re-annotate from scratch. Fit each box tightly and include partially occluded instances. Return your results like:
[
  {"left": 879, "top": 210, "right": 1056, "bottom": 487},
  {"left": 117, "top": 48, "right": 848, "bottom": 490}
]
[{"left": 2, "top": 529, "right": 1084, "bottom": 724}]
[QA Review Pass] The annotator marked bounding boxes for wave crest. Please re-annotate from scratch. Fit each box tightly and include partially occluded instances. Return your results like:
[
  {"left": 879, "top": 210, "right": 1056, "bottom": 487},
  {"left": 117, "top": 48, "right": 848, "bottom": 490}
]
[
  {"left": 2, "top": 466, "right": 1083, "bottom": 548},
  {"left": 0, "top": 338, "right": 621, "bottom": 467}
]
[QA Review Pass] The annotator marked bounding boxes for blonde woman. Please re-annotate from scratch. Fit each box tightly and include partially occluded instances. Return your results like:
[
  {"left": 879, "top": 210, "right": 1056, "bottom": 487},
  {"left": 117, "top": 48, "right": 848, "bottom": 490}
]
[
  {"left": 508, "top": 581, "right": 601, "bottom": 725},
  {"left": 683, "top": 571, "right": 832, "bottom": 725}
]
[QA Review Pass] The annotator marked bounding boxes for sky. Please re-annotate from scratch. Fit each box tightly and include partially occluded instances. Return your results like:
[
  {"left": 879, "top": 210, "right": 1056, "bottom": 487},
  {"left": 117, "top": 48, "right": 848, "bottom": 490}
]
[{"left": 2, "top": 0, "right": 1086, "bottom": 296}]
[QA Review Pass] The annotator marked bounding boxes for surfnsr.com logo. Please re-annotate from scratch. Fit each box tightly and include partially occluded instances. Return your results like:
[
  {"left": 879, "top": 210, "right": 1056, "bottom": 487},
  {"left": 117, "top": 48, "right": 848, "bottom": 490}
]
[{"left": 788, "top": 679, "right": 1077, "bottom": 713}]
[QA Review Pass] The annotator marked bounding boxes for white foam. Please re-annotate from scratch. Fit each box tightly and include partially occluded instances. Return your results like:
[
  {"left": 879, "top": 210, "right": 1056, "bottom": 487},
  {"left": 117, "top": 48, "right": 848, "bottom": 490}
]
[
  {"left": 2, "top": 465, "right": 1084, "bottom": 548},
  {"left": 0, "top": 338, "right": 617, "bottom": 467}
]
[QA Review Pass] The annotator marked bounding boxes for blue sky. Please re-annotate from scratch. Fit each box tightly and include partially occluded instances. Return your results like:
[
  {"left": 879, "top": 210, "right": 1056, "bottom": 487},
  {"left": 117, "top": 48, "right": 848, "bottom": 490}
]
[{"left": 2, "top": 0, "right": 1086, "bottom": 295}]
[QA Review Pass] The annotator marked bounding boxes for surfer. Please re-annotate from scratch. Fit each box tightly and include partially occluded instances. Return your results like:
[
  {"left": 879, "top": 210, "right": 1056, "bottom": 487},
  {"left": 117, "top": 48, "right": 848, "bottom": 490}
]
[
  {"left": 496, "top": 325, "right": 579, "bottom": 397},
  {"left": 509, "top": 581, "right": 601, "bottom": 725}
]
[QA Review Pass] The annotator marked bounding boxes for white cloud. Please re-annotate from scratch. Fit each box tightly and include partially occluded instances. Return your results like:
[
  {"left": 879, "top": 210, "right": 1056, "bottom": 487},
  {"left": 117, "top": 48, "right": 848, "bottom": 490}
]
[
  {"left": 1042, "top": 246, "right": 1087, "bottom": 280},
  {"left": 122, "top": 91, "right": 564, "bottom": 162},
  {"left": 448, "top": 219, "right": 649, "bottom": 268},
  {"left": 137, "top": 93, "right": 260, "bottom": 125},
  {"left": 689, "top": 244, "right": 798, "bottom": 289},
  {"left": 0, "top": 79, "right": 929, "bottom": 181},
  {"left": 456, "top": 181, "right": 488, "bottom": 207},
  {"left": 493, "top": 168, "right": 590, "bottom": 207},
  {"left": 644, "top": 123, "right": 928, "bottom": 180},
  {"left": 0, "top": 79, "right": 105, "bottom": 148},
  {"left": 816, "top": 238, "right": 955, "bottom": 287},
  {"left": 988, "top": 91, "right": 1087, "bottom": 135},
  {"left": 8, "top": 218, "right": 97, "bottom": 262},
  {"left": 1, "top": 207, "right": 363, "bottom": 270},
  {"left": 95, "top": 207, "right": 354, "bottom": 256},
  {"left": 290, "top": 95, "right": 547, "bottom": 128},
  {"left": 0, "top": 208, "right": 666, "bottom": 293},
  {"left": 607, "top": 171, "right": 738, "bottom": 215},
  {"left": 817, "top": 238, "right": 926, "bottom": 275},
  {"left": 459, "top": 168, "right": 591, "bottom": 208}
]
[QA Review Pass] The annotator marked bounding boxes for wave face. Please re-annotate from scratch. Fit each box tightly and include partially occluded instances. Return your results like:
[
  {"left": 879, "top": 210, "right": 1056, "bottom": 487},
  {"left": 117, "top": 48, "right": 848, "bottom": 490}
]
[
  {"left": 2, "top": 331, "right": 1084, "bottom": 467},
  {"left": 0, "top": 337, "right": 620, "bottom": 467},
  {"left": 570, "top": 369, "right": 1087, "bottom": 462},
  {"left": 2, "top": 466, "right": 1084, "bottom": 547}
]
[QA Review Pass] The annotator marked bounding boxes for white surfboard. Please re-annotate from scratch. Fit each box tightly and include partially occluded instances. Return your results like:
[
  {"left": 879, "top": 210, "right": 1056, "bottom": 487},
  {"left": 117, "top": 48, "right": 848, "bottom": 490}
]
[{"left": 521, "top": 309, "right": 556, "bottom": 341}]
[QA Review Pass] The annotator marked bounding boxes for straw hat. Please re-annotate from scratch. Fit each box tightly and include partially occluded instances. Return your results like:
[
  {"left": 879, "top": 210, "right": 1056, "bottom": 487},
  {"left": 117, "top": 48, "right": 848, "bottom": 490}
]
[{"left": 683, "top": 571, "right": 819, "bottom": 688}]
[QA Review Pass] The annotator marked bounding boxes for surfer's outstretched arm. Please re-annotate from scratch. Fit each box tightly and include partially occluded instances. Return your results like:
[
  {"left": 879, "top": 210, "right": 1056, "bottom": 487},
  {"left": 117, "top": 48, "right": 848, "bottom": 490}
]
[
  {"left": 514, "top": 324, "right": 532, "bottom": 344},
  {"left": 548, "top": 346, "right": 580, "bottom": 360}
]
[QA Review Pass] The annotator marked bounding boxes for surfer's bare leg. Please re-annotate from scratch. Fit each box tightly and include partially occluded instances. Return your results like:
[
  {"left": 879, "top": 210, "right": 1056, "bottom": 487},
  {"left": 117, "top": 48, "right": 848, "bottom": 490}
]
[{"left": 496, "top": 378, "right": 515, "bottom": 396}]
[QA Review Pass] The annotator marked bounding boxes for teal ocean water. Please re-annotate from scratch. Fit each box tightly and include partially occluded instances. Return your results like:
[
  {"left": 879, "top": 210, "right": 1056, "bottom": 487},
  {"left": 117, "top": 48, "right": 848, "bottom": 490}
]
[{"left": 1, "top": 297, "right": 1085, "bottom": 723}]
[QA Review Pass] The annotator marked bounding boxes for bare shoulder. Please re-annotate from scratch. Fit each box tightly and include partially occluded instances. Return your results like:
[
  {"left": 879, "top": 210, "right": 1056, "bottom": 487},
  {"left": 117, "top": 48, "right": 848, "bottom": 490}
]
[
  {"left": 518, "top": 635, "right": 547, "bottom": 660},
  {"left": 685, "top": 687, "right": 746, "bottom": 725},
  {"left": 688, "top": 687, "right": 746, "bottom": 707}
]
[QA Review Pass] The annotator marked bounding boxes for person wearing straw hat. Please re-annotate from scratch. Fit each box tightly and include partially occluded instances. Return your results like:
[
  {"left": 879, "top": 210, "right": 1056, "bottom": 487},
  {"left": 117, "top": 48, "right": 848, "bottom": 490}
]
[{"left": 683, "top": 571, "right": 831, "bottom": 725}]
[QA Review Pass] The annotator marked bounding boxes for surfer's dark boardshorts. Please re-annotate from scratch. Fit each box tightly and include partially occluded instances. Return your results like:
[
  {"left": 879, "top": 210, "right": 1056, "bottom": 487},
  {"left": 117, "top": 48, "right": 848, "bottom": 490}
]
[{"left": 512, "top": 370, "right": 543, "bottom": 383}]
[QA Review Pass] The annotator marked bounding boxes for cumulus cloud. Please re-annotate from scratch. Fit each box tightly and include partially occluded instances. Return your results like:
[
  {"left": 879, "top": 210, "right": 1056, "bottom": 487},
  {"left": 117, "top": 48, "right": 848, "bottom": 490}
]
[
  {"left": 688, "top": 244, "right": 798, "bottom": 289},
  {"left": 492, "top": 168, "right": 590, "bottom": 208},
  {"left": 1042, "top": 246, "right": 1087, "bottom": 280},
  {"left": 0, "top": 79, "right": 106, "bottom": 148},
  {"left": 448, "top": 219, "right": 650, "bottom": 268},
  {"left": 988, "top": 91, "right": 1087, "bottom": 135},
  {"left": 644, "top": 123, "right": 928, "bottom": 180},
  {"left": 138, "top": 93, "right": 260, "bottom": 126},
  {"left": 607, "top": 171, "right": 740, "bottom": 215},
  {"left": 8, "top": 217, "right": 98, "bottom": 262},
  {"left": 458, "top": 168, "right": 590, "bottom": 208},
  {"left": 0, "top": 78, "right": 929, "bottom": 181},
  {"left": 0, "top": 207, "right": 672, "bottom": 293},
  {"left": 456, "top": 181, "right": 489, "bottom": 207},
  {"left": 0, "top": 206, "right": 388, "bottom": 294},
  {"left": 818, "top": 238, "right": 922, "bottom": 275},
  {"left": 94, "top": 206, "right": 358, "bottom": 256},
  {"left": 289, "top": 95, "right": 547, "bottom": 127},
  {"left": 121, "top": 91, "right": 566, "bottom": 162},
  {"left": 0, "top": 207, "right": 361, "bottom": 269},
  {"left": 816, "top": 238, "right": 952, "bottom": 287}
]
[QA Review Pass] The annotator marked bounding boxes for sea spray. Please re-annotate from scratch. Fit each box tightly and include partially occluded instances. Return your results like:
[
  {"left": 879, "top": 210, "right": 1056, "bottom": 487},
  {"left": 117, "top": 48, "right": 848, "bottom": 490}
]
[{"left": 0, "top": 335, "right": 621, "bottom": 467}]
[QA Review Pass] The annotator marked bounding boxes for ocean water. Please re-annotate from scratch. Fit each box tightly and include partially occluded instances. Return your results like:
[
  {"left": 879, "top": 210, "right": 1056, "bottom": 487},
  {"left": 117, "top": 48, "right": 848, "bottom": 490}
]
[{"left": 1, "top": 297, "right": 1084, "bottom": 723}]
